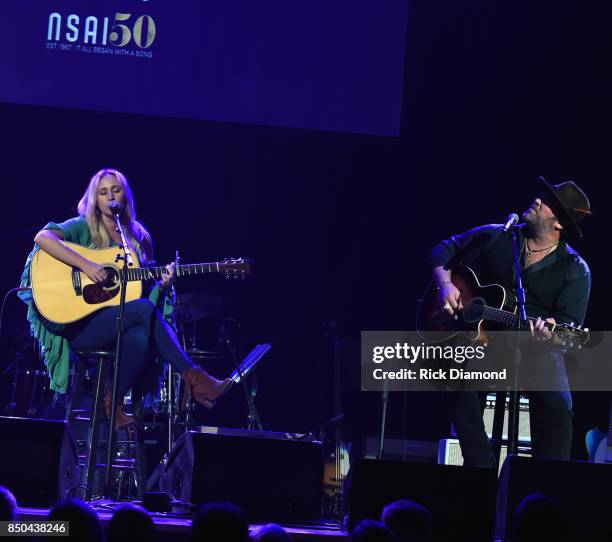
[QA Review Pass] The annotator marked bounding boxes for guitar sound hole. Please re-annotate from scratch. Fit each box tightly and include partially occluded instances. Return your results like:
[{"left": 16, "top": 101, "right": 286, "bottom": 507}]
[
  {"left": 463, "top": 297, "right": 485, "bottom": 323},
  {"left": 102, "top": 268, "right": 120, "bottom": 290}
]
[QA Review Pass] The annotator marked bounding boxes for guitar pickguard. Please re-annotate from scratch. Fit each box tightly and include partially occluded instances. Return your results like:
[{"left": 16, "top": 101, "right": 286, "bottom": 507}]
[{"left": 82, "top": 283, "right": 120, "bottom": 305}]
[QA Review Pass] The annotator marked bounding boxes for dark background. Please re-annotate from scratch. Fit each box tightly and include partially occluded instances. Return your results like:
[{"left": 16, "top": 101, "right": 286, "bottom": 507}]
[{"left": 0, "top": 0, "right": 609, "bottom": 459}]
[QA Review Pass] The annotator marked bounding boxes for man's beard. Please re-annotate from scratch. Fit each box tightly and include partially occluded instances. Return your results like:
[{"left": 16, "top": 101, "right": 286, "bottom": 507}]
[{"left": 525, "top": 214, "right": 557, "bottom": 237}]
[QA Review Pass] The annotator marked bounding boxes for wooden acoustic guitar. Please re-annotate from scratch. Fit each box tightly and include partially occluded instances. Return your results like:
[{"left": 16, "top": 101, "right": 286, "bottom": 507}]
[
  {"left": 30, "top": 242, "right": 251, "bottom": 324},
  {"left": 416, "top": 265, "right": 590, "bottom": 347}
]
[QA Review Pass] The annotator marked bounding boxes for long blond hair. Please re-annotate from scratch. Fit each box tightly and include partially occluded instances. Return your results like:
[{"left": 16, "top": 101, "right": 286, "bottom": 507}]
[{"left": 77, "top": 168, "right": 152, "bottom": 260}]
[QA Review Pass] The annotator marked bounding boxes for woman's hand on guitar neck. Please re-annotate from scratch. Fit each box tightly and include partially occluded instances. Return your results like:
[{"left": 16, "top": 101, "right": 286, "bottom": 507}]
[
  {"left": 159, "top": 262, "right": 176, "bottom": 291},
  {"left": 438, "top": 283, "right": 463, "bottom": 319},
  {"left": 81, "top": 261, "right": 108, "bottom": 284}
]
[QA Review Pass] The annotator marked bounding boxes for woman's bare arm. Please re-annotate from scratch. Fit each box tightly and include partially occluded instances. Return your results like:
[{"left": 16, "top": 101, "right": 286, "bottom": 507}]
[{"left": 34, "top": 229, "right": 107, "bottom": 283}]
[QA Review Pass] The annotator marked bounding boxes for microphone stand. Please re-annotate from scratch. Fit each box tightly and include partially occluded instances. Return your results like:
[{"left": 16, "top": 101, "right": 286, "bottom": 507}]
[
  {"left": 103, "top": 208, "right": 134, "bottom": 498},
  {"left": 507, "top": 224, "right": 527, "bottom": 458}
]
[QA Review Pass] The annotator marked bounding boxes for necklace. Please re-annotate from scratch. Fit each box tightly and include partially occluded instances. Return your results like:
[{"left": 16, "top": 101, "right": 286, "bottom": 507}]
[{"left": 525, "top": 240, "right": 559, "bottom": 259}]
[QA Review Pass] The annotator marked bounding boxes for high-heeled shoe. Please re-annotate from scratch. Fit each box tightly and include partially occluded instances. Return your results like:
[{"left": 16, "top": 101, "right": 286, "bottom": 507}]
[
  {"left": 180, "top": 367, "right": 233, "bottom": 411},
  {"left": 103, "top": 390, "right": 134, "bottom": 430}
]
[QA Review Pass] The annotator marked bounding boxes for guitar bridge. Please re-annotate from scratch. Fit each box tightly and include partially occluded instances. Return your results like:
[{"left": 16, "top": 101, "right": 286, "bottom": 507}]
[{"left": 72, "top": 267, "right": 83, "bottom": 296}]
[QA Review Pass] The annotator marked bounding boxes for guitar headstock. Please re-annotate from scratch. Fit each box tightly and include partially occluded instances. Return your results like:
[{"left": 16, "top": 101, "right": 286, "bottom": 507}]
[
  {"left": 555, "top": 322, "right": 590, "bottom": 348},
  {"left": 219, "top": 258, "right": 252, "bottom": 279}
]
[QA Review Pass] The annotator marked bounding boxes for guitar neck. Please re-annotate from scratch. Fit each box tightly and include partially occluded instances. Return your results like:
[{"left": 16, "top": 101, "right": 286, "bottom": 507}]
[
  {"left": 477, "top": 304, "right": 588, "bottom": 344},
  {"left": 125, "top": 263, "right": 222, "bottom": 282},
  {"left": 480, "top": 306, "right": 540, "bottom": 328}
]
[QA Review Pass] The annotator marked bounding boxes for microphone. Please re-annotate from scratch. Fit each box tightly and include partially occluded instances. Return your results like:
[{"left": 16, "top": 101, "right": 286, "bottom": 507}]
[
  {"left": 108, "top": 200, "right": 121, "bottom": 215},
  {"left": 502, "top": 213, "right": 519, "bottom": 232}
]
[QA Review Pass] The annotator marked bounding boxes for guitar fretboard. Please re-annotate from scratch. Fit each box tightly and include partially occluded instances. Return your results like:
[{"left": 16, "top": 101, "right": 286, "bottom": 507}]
[
  {"left": 465, "top": 301, "right": 587, "bottom": 344},
  {"left": 123, "top": 263, "right": 220, "bottom": 281},
  {"left": 481, "top": 305, "right": 519, "bottom": 326},
  {"left": 469, "top": 301, "right": 538, "bottom": 328}
]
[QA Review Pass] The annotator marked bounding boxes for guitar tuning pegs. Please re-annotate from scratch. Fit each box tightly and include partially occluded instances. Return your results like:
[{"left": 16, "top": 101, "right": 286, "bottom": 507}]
[
  {"left": 578, "top": 345, "right": 582, "bottom": 350},
  {"left": 569, "top": 322, "right": 575, "bottom": 327},
  {"left": 570, "top": 342, "right": 574, "bottom": 348},
  {"left": 584, "top": 327, "right": 589, "bottom": 332}
]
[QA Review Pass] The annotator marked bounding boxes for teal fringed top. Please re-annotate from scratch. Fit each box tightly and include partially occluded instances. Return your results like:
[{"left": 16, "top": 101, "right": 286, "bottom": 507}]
[{"left": 18, "top": 216, "right": 175, "bottom": 393}]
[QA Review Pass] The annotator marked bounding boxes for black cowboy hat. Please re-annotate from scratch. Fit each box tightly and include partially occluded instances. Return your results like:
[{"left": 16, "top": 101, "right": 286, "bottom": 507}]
[{"left": 538, "top": 176, "right": 592, "bottom": 239}]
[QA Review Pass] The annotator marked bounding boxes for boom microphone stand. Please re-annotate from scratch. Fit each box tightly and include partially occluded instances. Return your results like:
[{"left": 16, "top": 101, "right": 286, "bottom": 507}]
[{"left": 103, "top": 201, "right": 134, "bottom": 498}]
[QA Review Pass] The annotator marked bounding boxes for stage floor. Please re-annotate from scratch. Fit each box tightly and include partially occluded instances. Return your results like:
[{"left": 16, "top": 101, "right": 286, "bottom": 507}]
[{"left": 18, "top": 506, "right": 349, "bottom": 541}]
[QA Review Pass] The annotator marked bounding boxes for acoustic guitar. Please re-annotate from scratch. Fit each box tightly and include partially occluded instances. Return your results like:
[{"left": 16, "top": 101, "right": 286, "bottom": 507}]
[
  {"left": 416, "top": 265, "right": 590, "bottom": 347},
  {"left": 30, "top": 242, "right": 251, "bottom": 324},
  {"left": 586, "top": 401, "right": 612, "bottom": 463}
]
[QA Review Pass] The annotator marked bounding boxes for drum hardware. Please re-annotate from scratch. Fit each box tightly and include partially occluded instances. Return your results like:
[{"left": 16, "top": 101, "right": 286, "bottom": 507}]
[{"left": 174, "top": 292, "right": 223, "bottom": 325}]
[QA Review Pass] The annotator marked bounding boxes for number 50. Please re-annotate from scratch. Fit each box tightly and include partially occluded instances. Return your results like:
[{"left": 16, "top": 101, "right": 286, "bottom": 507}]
[{"left": 109, "top": 13, "right": 156, "bottom": 48}]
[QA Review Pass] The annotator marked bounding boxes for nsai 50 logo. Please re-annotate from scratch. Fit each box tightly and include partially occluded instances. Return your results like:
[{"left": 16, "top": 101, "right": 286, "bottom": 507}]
[{"left": 47, "top": 11, "right": 156, "bottom": 53}]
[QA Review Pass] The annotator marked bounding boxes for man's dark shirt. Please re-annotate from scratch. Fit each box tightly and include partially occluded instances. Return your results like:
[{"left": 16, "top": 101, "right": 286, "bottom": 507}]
[{"left": 431, "top": 224, "right": 590, "bottom": 326}]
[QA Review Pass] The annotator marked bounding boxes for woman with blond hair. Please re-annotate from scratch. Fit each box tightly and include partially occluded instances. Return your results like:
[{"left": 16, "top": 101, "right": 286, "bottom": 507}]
[{"left": 20, "top": 168, "right": 232, "bottom": 428}]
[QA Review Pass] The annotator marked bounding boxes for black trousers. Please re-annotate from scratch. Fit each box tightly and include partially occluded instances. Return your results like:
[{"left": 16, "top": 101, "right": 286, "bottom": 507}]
[{"left": 447, "top": 351, "right": 573, "bottom": 468}]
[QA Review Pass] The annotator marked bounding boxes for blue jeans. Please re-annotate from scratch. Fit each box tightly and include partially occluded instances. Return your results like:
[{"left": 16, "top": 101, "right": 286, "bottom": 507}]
[{"left": 68, "top": 298, "right": 195, "bottom": 397}]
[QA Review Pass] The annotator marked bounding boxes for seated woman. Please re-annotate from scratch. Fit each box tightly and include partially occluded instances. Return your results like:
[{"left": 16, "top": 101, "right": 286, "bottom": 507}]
[{"left": 19, "top": 168, "right": 232, "bottom": 428}]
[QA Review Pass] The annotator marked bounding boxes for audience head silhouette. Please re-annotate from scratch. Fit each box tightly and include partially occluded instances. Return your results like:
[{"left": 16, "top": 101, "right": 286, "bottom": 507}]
[
  {"left": 48, "top": 498, "right": 104, "bottom": 542},
  {"left": 511, "top": 492, "right": 568, "bottom": 542},
  {"left": 352, "top": 519, "right": 397, "bottom": 542},
  {"left": 191, "top": 501, "right": 250, "bottom": 542},
  {"left": 251, "top": 523, "right": 293, "bottom": 542},
  {"left": 381, "top": 499, "right": 432, "bottom": 542},
  {"left": 108, "top": 503, "right": 155, "bottom": 542},
  {"left": 0, "top": 485, "right": 17, "bottom": 521}
]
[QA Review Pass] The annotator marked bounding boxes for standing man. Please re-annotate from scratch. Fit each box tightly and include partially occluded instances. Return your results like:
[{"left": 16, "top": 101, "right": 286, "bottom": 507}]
[{"left": 431, "top": 178, "right": 591, "bottom": 467}]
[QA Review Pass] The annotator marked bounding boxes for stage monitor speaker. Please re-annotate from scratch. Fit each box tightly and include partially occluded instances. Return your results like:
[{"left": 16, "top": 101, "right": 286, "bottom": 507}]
[
  {"left": 349, "top": 459, "right": 497, "bottom": 542},
  {"left": 496, "top": 455, "right": 612, "bottom": 541},
  {"left": 159, "top": 429, "right": 324, "bottom": 522},
  {"left": 0, "top": 416, "right": 80, "bottom": 507}
]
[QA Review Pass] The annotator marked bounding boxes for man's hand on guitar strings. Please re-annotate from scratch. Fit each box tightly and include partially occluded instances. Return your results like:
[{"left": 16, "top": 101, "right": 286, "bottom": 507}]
[
  {"left": 529, "top": 316, "right": 555, "bottom": 341},
  {"left": 438, "top": 283, "right": 463, "bottom": 319}
]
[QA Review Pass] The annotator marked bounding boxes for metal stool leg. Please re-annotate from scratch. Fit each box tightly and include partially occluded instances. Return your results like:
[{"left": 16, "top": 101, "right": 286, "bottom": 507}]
[
  {"left": 84, "top": 356, "right": 107, "bottom": 499},
  {"left": 72, "top": 350, "right": 149, "bottom": 502},
  {"left": 132, "top": 410, "right": 146, "bottom": 501},
  {"left": 66, "top": 359, "right": 87, "bottom": 423}
]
